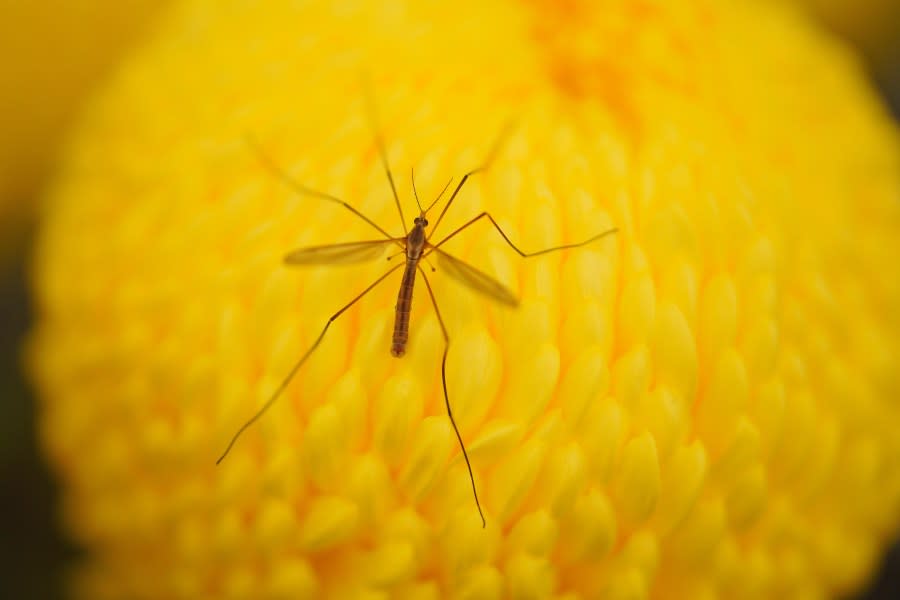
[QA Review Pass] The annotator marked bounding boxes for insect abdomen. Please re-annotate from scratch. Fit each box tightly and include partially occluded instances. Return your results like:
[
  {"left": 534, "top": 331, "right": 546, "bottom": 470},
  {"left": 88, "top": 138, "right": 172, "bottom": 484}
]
[{"left": 391, "top": 261, "right": 417, "bottom": 357}]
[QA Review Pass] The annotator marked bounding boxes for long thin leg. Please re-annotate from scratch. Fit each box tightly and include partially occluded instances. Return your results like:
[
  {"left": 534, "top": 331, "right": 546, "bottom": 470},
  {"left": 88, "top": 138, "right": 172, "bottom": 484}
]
[
  {"left": 428, "top": 121, "right": 515, "bottom": 238},
  {"left": 362, "top": 80, "right": 407, "bottom": 235},
  {"left": 418, "top": 266, "right": 486, "bottom": 528},
  {"left": 217, "top": 262, "right": 404, "bottom": 464},
  {"left": 245, "top": 135, "right": 403, "bottom": 247},
  {"left": 429, "top": 211, "right": 618, "bottom": 258}
]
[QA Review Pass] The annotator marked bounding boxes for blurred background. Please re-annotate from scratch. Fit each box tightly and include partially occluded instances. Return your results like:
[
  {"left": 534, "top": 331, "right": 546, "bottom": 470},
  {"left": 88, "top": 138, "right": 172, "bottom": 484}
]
[{"left": 0, "top": 1, "right": 897, "bottom": 597}]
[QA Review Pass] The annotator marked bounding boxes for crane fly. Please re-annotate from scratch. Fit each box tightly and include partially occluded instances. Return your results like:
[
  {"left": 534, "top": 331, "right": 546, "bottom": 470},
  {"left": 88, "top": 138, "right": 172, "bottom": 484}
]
[{"left": 217, "top": 96, "right": 618, "bottom": 528}]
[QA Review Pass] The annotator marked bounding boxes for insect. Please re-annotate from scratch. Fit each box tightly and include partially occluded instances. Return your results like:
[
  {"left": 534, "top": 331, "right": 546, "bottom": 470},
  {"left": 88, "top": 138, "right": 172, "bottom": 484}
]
[{"left": 217, "top": 94, "right": 617, "bottom": 527}]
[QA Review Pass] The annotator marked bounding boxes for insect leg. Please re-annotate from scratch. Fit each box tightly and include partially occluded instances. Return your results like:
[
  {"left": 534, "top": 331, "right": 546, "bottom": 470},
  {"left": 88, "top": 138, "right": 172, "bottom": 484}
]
[
  {"left": 418, "top": 266, "right": 486, "bottom": 528},
  {"left": 244, "top": 135, "right": 403, "bottom": 247},
  {"left": 428, "top": 121, "right": 515, "bottom": 237},
  {"left": 216, "top": 262, "right": 404, "bottom": 464},
  {"left": 429, "top": 211, "right": 617, "bottom": 258}
]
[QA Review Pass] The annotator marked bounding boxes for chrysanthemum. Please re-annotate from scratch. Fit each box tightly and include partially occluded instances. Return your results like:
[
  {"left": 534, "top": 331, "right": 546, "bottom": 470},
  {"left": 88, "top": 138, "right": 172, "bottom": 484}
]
[{"left": 29, "top": 0, "right": 900, "bottom": 598}]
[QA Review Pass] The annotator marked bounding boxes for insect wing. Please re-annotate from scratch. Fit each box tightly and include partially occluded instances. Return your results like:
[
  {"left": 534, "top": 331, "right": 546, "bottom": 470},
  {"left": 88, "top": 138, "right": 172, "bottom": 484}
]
[
  {"left": 284, "top": 239, "right": 399, "bottom": 265},
  {"left": 432, "top": 248, "right": 519, "bottom": 306}
]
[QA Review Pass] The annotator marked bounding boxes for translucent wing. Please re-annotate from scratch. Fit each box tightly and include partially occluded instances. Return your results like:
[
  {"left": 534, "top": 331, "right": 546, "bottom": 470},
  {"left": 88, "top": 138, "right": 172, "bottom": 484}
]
[
  {"left": 431, "top": 248, "right": 519, "bottom": 306},
  {"left": 284, "top": 239, "right": 401, "bottom": 265}
]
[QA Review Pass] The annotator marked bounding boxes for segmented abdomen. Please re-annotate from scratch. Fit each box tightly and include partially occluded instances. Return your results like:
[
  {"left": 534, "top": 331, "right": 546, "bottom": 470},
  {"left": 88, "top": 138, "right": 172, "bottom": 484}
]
[{"left": 391, "top": 261, "right": 417, "bottom": 357}]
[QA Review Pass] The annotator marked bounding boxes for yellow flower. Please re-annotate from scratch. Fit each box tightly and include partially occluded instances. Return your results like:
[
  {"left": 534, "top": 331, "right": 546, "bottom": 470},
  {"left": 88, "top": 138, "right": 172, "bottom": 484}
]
[{"left": 29, "top": 0, "right": 900, "bottom": 598}]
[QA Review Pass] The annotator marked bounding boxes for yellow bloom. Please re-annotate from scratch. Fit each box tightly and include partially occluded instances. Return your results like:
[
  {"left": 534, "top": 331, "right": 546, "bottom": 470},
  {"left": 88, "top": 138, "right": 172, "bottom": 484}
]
[{"left": 29, "top": 0, "right": 900, "bottom": 598}]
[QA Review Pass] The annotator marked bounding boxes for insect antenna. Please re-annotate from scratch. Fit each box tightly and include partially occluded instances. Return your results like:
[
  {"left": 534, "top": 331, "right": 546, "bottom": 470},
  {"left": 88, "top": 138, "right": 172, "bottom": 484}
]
[
  {"left": 412, "top": 166, "right": 455, "bottom": 218},
  {"left": 411, "top": 167, "right": 425, "bottom": 213},
  {"left": 424, "top": 175, "right": 454, "bottom": 215},
  {"left": 363, "top": 77, "right": 408, "bottom": 235}
]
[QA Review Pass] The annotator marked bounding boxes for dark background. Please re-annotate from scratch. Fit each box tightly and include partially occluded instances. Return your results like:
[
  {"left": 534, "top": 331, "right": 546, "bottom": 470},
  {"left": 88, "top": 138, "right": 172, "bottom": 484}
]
[{"left": 1, "top": 10, "right": 898, "bottom": 600}]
